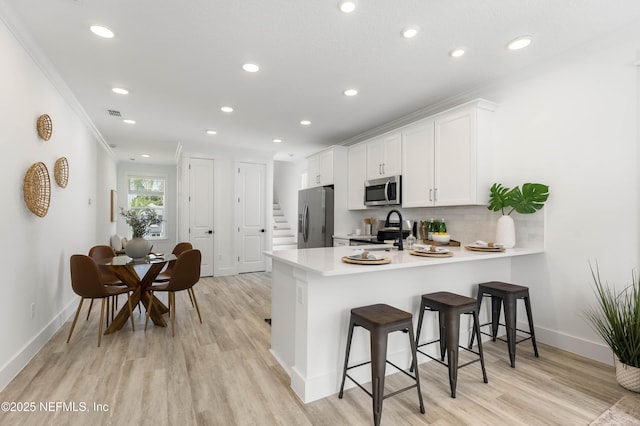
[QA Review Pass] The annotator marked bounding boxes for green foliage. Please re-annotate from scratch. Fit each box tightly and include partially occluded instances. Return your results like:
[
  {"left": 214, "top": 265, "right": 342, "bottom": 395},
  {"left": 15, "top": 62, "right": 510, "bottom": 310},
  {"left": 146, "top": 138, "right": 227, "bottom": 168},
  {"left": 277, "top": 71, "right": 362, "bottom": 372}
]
[
  {"left": 120, "top": 208, "right": 162, "bottom": 238},
  {"left": 585, "top": 263, "right": 640, "bottom": 367},
  {"left": 488, "top": 182, "right": 549, "bottom": 215}
]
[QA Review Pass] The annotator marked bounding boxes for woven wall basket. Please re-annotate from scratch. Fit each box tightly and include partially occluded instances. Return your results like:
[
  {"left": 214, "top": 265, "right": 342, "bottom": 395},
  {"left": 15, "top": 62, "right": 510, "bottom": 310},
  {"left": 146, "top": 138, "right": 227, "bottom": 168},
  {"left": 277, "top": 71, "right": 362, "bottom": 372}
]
[
  {"left": 37, "top": 114, "right": 53, "bottom": 141},
  {"left": 23, "top": 162, "right": 51, "bottom": 217},
  {"left": 54, "top": 157, "right": 69, "bottom": 188}
]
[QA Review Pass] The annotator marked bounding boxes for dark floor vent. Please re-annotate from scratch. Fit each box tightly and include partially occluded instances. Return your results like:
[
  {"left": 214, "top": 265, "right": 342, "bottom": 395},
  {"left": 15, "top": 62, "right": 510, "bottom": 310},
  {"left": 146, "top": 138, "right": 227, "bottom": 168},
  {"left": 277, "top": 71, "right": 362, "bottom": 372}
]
[{"left": 107, "top": 109, "right": 122, "bottom": 117}]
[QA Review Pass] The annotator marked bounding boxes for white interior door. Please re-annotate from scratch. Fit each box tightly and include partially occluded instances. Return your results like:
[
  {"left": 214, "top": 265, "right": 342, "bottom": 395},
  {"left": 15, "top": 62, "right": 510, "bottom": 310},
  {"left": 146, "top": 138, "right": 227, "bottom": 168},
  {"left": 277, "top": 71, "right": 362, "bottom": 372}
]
[
  {"left": 237, "top": 162, "right": 266, "bottom": 273},
  {"left": 189, "top": 158, "right": 214, "bottom": 276}
]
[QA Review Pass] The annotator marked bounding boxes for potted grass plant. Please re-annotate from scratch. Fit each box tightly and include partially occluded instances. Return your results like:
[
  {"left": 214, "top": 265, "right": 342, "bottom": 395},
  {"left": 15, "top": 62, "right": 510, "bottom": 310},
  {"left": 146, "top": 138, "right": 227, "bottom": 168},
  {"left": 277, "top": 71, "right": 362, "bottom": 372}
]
[
  {"left": 585, "top": 263, "right": 640, "bottom": 392},
  {"left": 487, "top": 182, "right": 549, "bottom": 248}
]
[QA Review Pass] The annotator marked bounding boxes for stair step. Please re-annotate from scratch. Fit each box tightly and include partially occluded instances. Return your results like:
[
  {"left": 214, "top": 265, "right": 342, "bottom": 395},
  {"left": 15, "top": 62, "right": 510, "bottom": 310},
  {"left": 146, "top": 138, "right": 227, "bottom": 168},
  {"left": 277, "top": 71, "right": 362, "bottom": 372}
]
[{"left": 273, "top": 243, "right": 298, "bottom": 251}]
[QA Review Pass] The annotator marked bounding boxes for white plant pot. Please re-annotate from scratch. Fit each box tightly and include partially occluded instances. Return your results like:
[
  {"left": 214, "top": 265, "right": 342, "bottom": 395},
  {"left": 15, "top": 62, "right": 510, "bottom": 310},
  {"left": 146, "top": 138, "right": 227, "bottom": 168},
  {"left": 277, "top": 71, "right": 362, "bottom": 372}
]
[
  {"left": 615, "top": 358, "right": 640, "bottom": 393},
  {"left": 124, "top": 237, "right": 150, "bottom": 260},
  {"left": 495, "top": 215, "right": 516, "bottom": 248}
]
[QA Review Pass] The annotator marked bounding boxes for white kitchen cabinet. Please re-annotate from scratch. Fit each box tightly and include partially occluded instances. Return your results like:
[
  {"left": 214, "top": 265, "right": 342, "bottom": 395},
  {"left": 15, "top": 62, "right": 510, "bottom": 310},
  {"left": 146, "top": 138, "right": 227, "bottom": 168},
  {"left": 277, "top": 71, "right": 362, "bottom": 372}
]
[
  {"left": 307, "top": 147, "right": 340, "bottom": 187},
  {"left": 366, "top": 132, "right": 401, "bottom": 179},
  {"left": 333, "top": 237, "right": 350, "bottom": 247},
  {"left": 347, "top": 144, "right": 367, "bottom": 210},
  {"left": 401, "top": 120, "right": 435, "bottom": 207},
  {"left": 402, "top": 99, "right": 496, "bottom": 207}
]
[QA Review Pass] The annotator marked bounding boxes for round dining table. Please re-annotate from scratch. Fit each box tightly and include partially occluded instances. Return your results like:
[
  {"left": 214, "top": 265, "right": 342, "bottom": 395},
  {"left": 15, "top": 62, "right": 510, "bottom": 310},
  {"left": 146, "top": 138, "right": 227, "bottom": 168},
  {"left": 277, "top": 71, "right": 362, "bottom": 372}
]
[{"left": 96, "top": 254, "right": 176, "bottom": 334}]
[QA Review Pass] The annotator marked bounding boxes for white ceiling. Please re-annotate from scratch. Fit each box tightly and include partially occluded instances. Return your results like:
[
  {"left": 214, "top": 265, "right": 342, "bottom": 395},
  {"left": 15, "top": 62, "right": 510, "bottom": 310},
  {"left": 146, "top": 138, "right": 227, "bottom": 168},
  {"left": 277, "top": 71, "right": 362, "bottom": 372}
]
[{"left": 3, "top": 0, "right": 640, "bottom": 164}]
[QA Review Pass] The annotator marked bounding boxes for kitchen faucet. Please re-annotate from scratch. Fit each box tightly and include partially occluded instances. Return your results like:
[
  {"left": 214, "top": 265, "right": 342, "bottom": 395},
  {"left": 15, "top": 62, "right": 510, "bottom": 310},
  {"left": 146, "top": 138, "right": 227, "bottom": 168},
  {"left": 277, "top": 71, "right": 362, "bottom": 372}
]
[{"left": 384, "top": 209, "right": 404, "bottom": 251}]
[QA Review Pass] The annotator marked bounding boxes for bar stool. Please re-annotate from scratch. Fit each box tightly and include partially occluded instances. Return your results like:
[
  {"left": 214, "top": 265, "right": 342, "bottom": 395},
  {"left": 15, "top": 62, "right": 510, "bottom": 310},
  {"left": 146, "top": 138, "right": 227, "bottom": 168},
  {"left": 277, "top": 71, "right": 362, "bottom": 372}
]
[
  {"left": 469, "top": 281, "right": 539, "bottom": 368},
  {"left": 339, "top": 304, "right": 425, "bottom": 426},
  {"left": 414, "top": 291, "right": 487, "bottom": 398}
]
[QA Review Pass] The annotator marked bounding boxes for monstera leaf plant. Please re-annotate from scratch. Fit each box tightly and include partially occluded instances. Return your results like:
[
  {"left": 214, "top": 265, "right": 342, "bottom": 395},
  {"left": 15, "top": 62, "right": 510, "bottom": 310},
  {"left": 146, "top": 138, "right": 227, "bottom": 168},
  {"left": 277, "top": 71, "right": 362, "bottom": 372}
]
[
  {"left": 487, "top": 182, "right": 549, "bottom": 248},
  {"left": 488, "top": 182, "right": 549, "bottom": 215}
]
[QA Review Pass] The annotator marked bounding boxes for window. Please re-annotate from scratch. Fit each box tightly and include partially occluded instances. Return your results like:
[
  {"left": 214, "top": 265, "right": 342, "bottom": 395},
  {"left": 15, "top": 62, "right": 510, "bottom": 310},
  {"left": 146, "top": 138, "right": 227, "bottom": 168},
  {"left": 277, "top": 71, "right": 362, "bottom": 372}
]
[{"left": 127, "top": 176, "right": 166, "bottom": 239}]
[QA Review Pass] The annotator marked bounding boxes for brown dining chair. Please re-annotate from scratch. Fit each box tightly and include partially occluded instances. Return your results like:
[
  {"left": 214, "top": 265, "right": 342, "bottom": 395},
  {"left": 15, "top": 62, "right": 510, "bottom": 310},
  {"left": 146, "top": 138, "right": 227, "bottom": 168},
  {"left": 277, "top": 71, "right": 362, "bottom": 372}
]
[
  {"left": 153, "top": 242, "right": 196, "bottom": 306},
  {"left": 67, "top": 254, "right": 135, "bottom": 347},
  {"left": 145, "top": 249, "right": 202, "bottom": 336},
  {"left": 88, "top": 245, "right": 127, "bottom": 322}
]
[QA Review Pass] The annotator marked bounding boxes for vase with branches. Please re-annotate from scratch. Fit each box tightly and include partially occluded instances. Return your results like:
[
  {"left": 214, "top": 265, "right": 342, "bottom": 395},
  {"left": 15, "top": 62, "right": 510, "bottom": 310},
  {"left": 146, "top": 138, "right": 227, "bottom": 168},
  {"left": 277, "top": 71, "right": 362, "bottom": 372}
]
[{"left": 120, "top": 208, "right": 161, "bottom": 259}]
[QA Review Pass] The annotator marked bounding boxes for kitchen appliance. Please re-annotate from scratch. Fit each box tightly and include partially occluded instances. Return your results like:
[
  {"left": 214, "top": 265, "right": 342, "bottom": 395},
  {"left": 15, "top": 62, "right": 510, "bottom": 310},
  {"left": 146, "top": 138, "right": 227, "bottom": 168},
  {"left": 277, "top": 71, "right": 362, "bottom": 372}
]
[
  {"left": 364, "top": 175, "right": 401, "bottom": 206},
  {"left": 298, "top": 186, "right": 334, "bottom": 248}
]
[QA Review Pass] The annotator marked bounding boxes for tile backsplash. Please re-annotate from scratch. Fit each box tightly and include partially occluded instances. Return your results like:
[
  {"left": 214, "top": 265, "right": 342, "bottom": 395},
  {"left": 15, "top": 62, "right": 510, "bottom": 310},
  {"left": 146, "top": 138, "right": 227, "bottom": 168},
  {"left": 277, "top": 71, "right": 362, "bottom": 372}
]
[{"left": 354, "top": 205, "right": 544, "bottom": 248}]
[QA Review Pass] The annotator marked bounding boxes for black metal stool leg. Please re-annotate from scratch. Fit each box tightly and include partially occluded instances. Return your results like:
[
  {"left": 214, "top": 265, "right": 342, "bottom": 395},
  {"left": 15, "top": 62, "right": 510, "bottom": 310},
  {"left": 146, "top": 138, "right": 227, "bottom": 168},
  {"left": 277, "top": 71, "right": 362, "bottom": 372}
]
[
  {"left": 469, "top": 291, "right": 483, "bottom": 349},
  {"left": 444, "top": 311, "right": 461, "bottom": 398},
  {"left": 438, "top": 311, "right": 447, "bottom": 361},
  {"left": 370, "top": 329, "right": 388, "bottom": 426},
  {"left": 407, "top": 326, "right": 425, "bottom": 414},
  {"left": 339, "top": 318, "right": 356, "bottom": 398},
  {"left": 490, "top": 295, "right": 502, "bottom": 340},
  {"left": 411, "top": 300, "right": 426, "bottom": 373},
  {"left": 473, "top": 310, "right": 488, "bottom": 383},
  {"left": 503, "top": 296, "right": 517, "bottom": 368},
  {"left": 524, "top": 295, "right": 539, "bottom": 358}
]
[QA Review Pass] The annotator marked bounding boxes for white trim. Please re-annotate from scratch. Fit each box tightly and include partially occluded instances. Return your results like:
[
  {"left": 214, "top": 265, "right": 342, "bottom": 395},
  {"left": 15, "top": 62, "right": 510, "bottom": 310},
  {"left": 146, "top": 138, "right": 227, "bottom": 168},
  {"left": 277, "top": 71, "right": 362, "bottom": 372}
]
[{"left": 0, "top": 299, "right": 77, "bottom": 391}]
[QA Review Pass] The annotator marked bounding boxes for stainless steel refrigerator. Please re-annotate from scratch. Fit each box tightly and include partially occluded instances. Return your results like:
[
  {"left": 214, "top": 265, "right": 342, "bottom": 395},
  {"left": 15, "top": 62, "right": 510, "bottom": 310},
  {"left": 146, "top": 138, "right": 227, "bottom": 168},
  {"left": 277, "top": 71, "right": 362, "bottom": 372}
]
[{"left": 298, "top": 186, "right": 334, "bottom": 248}]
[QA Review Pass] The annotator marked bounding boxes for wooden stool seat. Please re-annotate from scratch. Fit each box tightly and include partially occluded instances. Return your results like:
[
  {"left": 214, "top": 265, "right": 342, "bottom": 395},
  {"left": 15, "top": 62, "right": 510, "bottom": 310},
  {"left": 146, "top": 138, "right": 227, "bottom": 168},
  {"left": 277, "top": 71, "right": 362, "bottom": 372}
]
[
  {"left": 339, "top": 303, "right": 425, "bottom": 426},
  {"left": 415, "top": 291, "right": 488, "bottom": 398},
  {"left": 469, "top": 281, "right": 539, "bottom": 368}
]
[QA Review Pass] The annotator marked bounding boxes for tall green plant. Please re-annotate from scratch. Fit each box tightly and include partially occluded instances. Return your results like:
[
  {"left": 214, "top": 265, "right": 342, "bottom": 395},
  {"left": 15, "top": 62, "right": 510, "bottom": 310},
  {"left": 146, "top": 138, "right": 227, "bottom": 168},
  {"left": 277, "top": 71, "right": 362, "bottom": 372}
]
[
  {"left": 584, "top": 264, "right": 640, "bottom": 367},
  {"left": 488, "top": 182, "right": 549, "bottom": 215}
]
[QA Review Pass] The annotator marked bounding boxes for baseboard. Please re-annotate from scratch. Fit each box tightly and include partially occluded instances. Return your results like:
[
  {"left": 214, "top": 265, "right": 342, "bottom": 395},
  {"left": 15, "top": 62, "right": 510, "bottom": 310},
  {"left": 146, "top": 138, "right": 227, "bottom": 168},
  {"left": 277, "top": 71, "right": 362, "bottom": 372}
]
[
  {"left": 518, "top": 320, "right": 613, "bottom": 365},
  {"left": 0, "top": 299, "right": 77, "bottom": 391}
]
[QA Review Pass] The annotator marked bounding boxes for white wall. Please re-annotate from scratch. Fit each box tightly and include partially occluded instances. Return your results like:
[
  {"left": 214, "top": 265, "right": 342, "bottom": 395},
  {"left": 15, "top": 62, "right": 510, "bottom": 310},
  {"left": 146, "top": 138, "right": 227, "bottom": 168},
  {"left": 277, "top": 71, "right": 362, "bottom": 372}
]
[
  {"left": 0, "top": 13, "right": 117, "bottom": 390},
  {"left": 479, "top": 22, "right": 639, "bottom": 363}
]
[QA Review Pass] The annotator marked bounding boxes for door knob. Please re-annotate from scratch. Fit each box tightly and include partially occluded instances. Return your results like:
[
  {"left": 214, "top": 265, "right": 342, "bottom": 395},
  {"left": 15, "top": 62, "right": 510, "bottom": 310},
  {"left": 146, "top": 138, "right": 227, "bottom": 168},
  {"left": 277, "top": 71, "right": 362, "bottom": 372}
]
[
  {"left": 207, "top": 230, "right": 213, "bottom": 234},
  {"left": 260, "top": 229, "right": 265, "bottom": 233}
]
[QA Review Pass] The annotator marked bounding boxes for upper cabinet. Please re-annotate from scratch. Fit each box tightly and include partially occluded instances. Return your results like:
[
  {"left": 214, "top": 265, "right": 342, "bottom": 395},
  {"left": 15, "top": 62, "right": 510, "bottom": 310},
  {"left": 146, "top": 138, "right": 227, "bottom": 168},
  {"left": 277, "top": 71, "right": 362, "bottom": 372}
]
[
  {"left": 347, "top": 144, "right": 367, "bottom": 210},
  {"left": 306, "top": 146, "right": 346, "bottom": 188},
  {"left": 402, "top": 99, "right": 496, "bottom": 207},
  {"left": 366, "top": 132, "right": 402, "bottom": 179}
]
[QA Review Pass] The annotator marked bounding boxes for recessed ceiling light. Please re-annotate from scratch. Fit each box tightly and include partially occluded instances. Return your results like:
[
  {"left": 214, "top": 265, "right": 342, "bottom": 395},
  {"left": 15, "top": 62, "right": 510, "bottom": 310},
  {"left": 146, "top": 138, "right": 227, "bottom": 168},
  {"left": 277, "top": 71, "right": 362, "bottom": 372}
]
[
  {"left": 112, "top": 87, "right": 129, "bottom": 95},
  {"left": 206, "top": 130, "right": 217, "bottom": 135},
  {"left": 90, "top": 25, "right": 114, "bottom": 39},
  {"left": 300, "top": 120, "right": 311, "bottom": 126},
  {"left": 273, "top": 138, "right": 283, "bottom": 143},
  {"left": 221, "top": 106, "right": 233, "bottom": 113},
  {"left": 242, "top": 63, "right": 260, "bottom": 73},
  {"left": 449, "top": 48, "right": 465, "bottom": 58},
  {"left": 343, "top": 88, "right": 358, "bottom": 97},
  {"left": 123, "top": 119, "right": 136, "bottom": 124},
  {"left": 338, "top": 0, "right": 357, "bottom": 13},
  {"left": 507, "top": 35, "right": 532, "bottom": 51},
  {"left": 401, "top": 26, "right": 419, "bottom": 39},
  {"left": 141, "top": 154, "right": 151, "bottom": 158}
]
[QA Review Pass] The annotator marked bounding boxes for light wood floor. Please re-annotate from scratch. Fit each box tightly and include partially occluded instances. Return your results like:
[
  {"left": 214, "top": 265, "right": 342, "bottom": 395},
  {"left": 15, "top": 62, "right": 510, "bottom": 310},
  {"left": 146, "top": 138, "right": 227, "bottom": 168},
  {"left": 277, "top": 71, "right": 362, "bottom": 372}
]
[{"left": 1, "top": 272, "right": 637, "bottom": 425}]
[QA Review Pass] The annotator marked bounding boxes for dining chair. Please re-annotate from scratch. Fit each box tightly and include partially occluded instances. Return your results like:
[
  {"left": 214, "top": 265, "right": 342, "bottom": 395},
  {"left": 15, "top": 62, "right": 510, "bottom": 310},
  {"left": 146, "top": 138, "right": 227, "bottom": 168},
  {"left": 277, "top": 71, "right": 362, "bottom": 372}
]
[
  {"left": 67, "top": 254, "right": 135, "bottom": 347},
  {"left": 88, "top": 245, "right": 127, "bottom": 322},
  {"left": 153, "top": 242, "right": 196, "bottom": 306},
  {"left": 145, "top": 249, "right": 202, "bottom": 336}
]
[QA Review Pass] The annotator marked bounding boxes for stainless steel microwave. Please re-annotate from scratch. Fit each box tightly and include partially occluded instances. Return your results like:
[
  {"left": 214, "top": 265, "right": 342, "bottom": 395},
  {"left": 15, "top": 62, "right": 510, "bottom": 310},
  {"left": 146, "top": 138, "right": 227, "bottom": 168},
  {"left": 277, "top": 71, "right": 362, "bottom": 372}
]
[{"left": 364, "top": 175, "right": 401, "bottom": 206}]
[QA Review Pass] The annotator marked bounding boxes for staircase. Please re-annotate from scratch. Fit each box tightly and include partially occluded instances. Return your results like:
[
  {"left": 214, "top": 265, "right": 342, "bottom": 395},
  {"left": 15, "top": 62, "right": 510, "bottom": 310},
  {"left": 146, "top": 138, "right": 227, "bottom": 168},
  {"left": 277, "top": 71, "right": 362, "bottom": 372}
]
[{"left": 272, "top": 202, "right": 298, "bottom": 250}]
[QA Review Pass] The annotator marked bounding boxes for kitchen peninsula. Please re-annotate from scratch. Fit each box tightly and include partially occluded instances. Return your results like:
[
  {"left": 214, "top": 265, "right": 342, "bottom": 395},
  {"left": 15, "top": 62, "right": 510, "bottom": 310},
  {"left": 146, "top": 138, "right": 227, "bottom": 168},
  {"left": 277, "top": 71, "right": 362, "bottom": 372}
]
[{"left": 265, "top": 245, "right": 544, "bottom": 403}]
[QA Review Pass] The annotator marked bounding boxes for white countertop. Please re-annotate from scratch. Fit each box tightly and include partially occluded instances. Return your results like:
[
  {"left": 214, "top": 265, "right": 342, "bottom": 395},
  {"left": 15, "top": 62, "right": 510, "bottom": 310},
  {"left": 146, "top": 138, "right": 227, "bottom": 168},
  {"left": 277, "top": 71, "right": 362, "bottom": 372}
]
[{"left": 265, "top": 245, "right": 544, "bottom": 277}]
